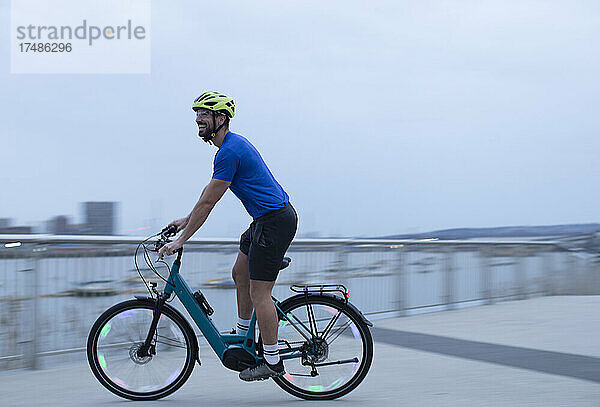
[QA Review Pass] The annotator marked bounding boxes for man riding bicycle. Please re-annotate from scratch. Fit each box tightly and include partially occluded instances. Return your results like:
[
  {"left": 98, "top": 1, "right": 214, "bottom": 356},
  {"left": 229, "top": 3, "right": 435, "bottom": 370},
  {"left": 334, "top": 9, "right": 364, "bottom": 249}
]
[{"left": 158, "top": 91, "right": 298, "bottom": 381}]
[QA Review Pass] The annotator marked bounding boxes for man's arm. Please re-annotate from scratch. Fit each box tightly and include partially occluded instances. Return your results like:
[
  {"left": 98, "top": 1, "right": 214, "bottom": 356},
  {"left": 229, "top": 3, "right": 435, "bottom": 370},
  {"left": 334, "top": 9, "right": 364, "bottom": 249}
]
[
  {"left": 178, "top": 178, "right": 230, "bottom": 242},
  {"left": 168, "top": 185, "right": 210, "bottom": 231}
]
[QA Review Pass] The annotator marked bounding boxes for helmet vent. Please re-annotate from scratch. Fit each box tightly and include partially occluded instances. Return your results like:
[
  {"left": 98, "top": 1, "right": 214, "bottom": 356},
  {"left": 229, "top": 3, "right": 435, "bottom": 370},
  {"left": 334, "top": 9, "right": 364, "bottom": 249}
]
[{"left": 192, "top": 91, "right": 235, "bottom": 118}]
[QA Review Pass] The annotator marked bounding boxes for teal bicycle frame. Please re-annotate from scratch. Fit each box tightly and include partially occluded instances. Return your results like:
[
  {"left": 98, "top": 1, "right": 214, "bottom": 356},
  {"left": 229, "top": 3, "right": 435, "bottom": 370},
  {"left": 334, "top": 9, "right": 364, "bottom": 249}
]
[{"left": 160, "top": 249, "right": 312, "bottom": 364}]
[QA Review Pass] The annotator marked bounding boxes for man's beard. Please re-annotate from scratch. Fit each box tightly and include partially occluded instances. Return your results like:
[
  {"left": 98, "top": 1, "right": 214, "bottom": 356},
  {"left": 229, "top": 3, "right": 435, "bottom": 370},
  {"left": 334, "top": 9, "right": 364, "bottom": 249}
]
[{"left": 198, "top": 124, "right": 214, "bottom": 143}]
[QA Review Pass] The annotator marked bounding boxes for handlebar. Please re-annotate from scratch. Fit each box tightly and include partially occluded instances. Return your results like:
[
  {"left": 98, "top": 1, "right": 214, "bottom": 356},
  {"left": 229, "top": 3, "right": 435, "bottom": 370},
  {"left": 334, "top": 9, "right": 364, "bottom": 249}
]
[
  {"left": 153, "top": 225, "right": 180, "bottom": 254},
  {"left": 160, "top": 224, "right": 178, "bottom": 238}
]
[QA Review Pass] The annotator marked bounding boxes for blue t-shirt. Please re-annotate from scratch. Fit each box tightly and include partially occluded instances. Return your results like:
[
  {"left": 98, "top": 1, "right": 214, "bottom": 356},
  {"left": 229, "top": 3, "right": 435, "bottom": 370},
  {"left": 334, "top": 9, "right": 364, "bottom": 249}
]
[{"left": 212, "top": 132, "right": 289, "bottom": 219}]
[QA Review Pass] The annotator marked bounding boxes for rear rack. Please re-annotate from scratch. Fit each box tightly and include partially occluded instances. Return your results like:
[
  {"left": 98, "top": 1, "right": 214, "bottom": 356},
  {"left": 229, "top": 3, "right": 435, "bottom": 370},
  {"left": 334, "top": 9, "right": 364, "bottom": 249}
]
[{"left": 290, "top": 284, "right": 349, "bottom": 302}]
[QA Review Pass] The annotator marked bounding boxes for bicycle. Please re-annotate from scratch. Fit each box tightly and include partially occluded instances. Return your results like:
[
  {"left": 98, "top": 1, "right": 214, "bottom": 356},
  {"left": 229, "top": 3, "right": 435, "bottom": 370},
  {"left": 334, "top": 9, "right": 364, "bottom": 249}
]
[{"left": 87, "top": 226, "right": 374, "bottom": 400}]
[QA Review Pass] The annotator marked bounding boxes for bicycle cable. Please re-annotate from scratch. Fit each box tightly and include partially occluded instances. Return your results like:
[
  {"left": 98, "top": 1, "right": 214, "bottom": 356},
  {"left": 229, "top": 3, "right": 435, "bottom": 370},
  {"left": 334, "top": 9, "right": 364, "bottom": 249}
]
[
  {"left": 141, "top": 242, "right": 177, "bottom": 303},
  {"left": 134, "top": 235, "right": 156, "bottom": 298},
  {"left": 134, "top": 232, "right": 175, "bottom": 299}
]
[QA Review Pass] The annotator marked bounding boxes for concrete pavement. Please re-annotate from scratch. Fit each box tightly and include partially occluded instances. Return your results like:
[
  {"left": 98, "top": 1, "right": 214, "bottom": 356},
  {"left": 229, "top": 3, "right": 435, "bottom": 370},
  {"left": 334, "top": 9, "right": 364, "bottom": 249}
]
[{"left": 1, "top": 295, "right": 598, "bottom": 406}]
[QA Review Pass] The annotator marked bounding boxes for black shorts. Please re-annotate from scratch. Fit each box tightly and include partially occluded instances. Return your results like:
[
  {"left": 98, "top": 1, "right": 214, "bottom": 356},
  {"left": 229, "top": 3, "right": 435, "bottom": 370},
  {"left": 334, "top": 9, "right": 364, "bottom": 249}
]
[{"left": 240, "top": 202, "right": 298, "bottom": 281}]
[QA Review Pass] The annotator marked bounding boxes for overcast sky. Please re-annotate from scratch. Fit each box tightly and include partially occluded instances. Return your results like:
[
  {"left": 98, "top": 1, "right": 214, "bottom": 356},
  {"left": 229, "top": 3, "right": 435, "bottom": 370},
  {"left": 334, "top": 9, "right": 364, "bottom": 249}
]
[{"left": 1, "top": 0, "right": 599, "bottom": 237}]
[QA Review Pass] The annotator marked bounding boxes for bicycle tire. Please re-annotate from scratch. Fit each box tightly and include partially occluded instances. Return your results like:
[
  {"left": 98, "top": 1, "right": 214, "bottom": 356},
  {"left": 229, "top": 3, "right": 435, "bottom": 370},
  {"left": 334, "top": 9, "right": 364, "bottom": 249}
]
[
  {"left": 87, "top": 299, "right": 197, "bottom": 401},
  {"left": 266, "top": 294, "right": 373, "bottom": 400}
]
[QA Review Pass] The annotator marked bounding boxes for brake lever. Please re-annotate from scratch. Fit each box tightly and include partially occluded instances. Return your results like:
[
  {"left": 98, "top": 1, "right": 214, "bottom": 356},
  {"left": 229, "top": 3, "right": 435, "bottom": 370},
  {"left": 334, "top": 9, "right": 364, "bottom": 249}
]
[
  {"left": 160, "top": 225, "right": 178, "bottom": 238},
  {"left": 153, "top": 237, "right": 172, "bottom": 252}
]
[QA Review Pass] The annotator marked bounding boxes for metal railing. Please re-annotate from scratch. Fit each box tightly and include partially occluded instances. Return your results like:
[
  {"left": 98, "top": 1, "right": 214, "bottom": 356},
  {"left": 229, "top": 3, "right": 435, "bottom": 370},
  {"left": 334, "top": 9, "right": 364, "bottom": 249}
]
[{"left": 0, "top": 234, "right": 598, "bottom": 370}]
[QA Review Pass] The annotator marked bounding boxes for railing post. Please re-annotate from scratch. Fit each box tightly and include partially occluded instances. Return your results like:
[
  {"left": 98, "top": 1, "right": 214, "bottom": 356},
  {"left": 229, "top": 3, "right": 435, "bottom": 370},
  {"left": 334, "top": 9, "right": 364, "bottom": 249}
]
[
  {"left": 595, "top": 256, "right": 600, "bottom": 295},
  {"left": 543, "top": 251, "right": 554, "bottom": 296},
  {"left": 444, "top": 247, "right": 455, "bottom": 310},
  {"left": 577, "top": 255, "right": 587, "bottom": 295},
  {"left": 395, "top": 245, "right": 407, "bottom": 316},
  {"left": 25, "top": 244, "right": 41, "bottom": 369},
  {"left": 336, "top": 244, "right": 348, "bottom": 275},
  {"left": 480, "top": 247, "right": 493, "bottom": 305},
  {"left": 568, "top": 255, "right": 577, "bottom": 294},
  {"left": 336, "top": 243, "right": 350, "bottom": 299},
  {"left": 516, "top": 247, "right": 526, "bottom": 300}
]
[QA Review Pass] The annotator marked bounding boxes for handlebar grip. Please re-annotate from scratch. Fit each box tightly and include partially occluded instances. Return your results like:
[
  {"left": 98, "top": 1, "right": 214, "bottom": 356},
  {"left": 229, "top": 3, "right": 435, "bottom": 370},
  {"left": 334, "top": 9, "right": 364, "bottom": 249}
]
[{"left": 161, "top": 225, "right": 178, "bottom": 236}]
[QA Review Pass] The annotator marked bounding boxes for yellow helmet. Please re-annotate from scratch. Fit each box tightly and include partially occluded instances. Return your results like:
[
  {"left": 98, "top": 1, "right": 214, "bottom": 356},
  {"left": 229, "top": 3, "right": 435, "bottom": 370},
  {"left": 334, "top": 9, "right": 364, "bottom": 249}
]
[{"left": 192, "top": 91, "right": 235, "bottom": 118}]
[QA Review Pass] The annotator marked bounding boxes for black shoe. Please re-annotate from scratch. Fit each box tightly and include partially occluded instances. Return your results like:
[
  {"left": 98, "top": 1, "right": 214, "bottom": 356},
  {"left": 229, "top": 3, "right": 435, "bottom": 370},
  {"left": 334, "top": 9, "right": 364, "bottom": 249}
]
[{"left": 239, "top": 360, "right": 285, "bottom": 381}]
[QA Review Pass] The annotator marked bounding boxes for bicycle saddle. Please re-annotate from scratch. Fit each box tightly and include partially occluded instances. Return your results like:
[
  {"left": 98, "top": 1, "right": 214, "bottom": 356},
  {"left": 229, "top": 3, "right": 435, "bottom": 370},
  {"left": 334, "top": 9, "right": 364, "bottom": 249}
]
[{"left": 279, "top": 257, "right": 291, "bottom": 271}]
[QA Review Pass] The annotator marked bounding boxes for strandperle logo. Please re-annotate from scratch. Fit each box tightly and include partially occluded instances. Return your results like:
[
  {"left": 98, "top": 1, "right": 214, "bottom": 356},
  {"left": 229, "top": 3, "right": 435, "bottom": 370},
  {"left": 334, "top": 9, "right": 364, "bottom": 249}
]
[
  {"left": 16, "top": 20, "right": 147, "bottom": 46},
  {"left": 11, "top": 0, "right": 151, "bottom": 74}
]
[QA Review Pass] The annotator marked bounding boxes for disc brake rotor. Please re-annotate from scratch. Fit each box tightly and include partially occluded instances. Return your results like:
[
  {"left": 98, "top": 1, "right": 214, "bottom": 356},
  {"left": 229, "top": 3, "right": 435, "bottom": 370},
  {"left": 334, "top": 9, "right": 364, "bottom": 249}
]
[{"left": 129, "top": 343, "right": 153, "bottom": 365}]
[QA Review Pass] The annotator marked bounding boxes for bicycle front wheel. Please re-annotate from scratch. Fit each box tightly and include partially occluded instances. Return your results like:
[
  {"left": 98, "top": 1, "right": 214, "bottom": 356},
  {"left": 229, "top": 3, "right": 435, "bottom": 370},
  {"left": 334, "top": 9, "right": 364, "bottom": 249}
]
[
  {"left": 87, "top": 299, "right": 197, "bottom": 401},
  {"left": 272, "top": 294, "right": 373, "bottom": 400}
]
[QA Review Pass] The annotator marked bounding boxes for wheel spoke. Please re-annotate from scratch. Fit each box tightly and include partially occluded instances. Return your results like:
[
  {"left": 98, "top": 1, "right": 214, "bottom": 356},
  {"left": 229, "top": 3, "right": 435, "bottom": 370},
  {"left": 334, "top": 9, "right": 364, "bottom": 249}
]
[
  {"left": 285, "top": 310, "right": 316, "bottom": 341},
  {"left": 272, "top": 297, "right": 373, "bottom": 399},
  {"left": 155, "top": 334, "right": 187, "bottom": 349},
  {"left": 88, "top": 302, "right": 195, "bottom": 400},
  {"left": 320, "top": 311, "right": 342, "bottom": 339},
  {"left": 306, "top": 301, "right": 318, "bottom": 339},
  {"left": 324, "top": 320, "right": 353, "bottom": 345}
]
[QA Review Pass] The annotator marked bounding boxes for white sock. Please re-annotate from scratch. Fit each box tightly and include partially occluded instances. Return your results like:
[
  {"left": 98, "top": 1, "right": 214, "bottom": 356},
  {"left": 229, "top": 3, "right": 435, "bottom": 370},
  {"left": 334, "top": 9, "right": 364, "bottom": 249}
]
[
  {"left": 236, "top": 317, "right": 251, "bottom": 335},
  {"left": 263, "top": 343, "right": 280, "bottom": 365}
]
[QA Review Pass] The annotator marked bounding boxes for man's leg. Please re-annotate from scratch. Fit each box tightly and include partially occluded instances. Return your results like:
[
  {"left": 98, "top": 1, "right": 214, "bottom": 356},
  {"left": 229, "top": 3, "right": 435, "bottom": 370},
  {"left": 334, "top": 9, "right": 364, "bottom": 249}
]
[
  {"left": 249, "top": 279, "right": 278, "bottom": 345},
  {"left": 232, "top": 251, "right": 253, "bottom": 333},
  {"left": 240, "top": 206, "right": 297, "bottom": 380},
  {"left": 239, "top": 277, "right": 284, "bottom": 381}
]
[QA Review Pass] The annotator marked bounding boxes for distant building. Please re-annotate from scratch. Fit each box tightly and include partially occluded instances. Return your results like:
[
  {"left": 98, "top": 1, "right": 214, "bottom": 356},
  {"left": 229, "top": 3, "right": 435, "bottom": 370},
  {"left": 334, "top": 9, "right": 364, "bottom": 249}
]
[
  {"left": 82, "top": 202, "right": 117, "bottom": 235},
  {"left": 47, "top": 215, "right": 71, "bottom": 234},
  {"left": 0, "top": 226, "right": 33, "bottom": 234},
  {"left": 0, "top": 218, "right": 33, "bottom": 234}
]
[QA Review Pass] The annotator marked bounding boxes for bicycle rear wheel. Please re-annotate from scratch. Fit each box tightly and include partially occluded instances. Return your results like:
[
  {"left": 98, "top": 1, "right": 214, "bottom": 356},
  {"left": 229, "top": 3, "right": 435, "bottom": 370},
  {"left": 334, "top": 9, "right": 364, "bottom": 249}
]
[
  {"left": 271, "top": 294, "right": 373, "bottom": 400},
  {"left": 87, "top": 299, "right": 197, "bottom": 401}
]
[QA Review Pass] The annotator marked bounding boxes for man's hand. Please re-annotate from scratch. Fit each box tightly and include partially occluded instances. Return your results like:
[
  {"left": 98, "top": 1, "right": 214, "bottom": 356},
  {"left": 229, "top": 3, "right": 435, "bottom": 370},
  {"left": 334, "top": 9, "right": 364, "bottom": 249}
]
[
  {"left": 168, "top": 216, "right": 189, "bottom": 232},
  {"left": 157, "top": 238, "right": 184, "bottom": 260}
]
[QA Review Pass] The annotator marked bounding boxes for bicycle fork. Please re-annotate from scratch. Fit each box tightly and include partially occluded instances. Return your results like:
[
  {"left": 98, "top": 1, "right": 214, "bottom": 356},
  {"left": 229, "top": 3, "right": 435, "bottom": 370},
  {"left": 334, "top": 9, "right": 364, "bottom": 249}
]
[{"left": 138, "top": 289, "right": 170, "bottom": 358}]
